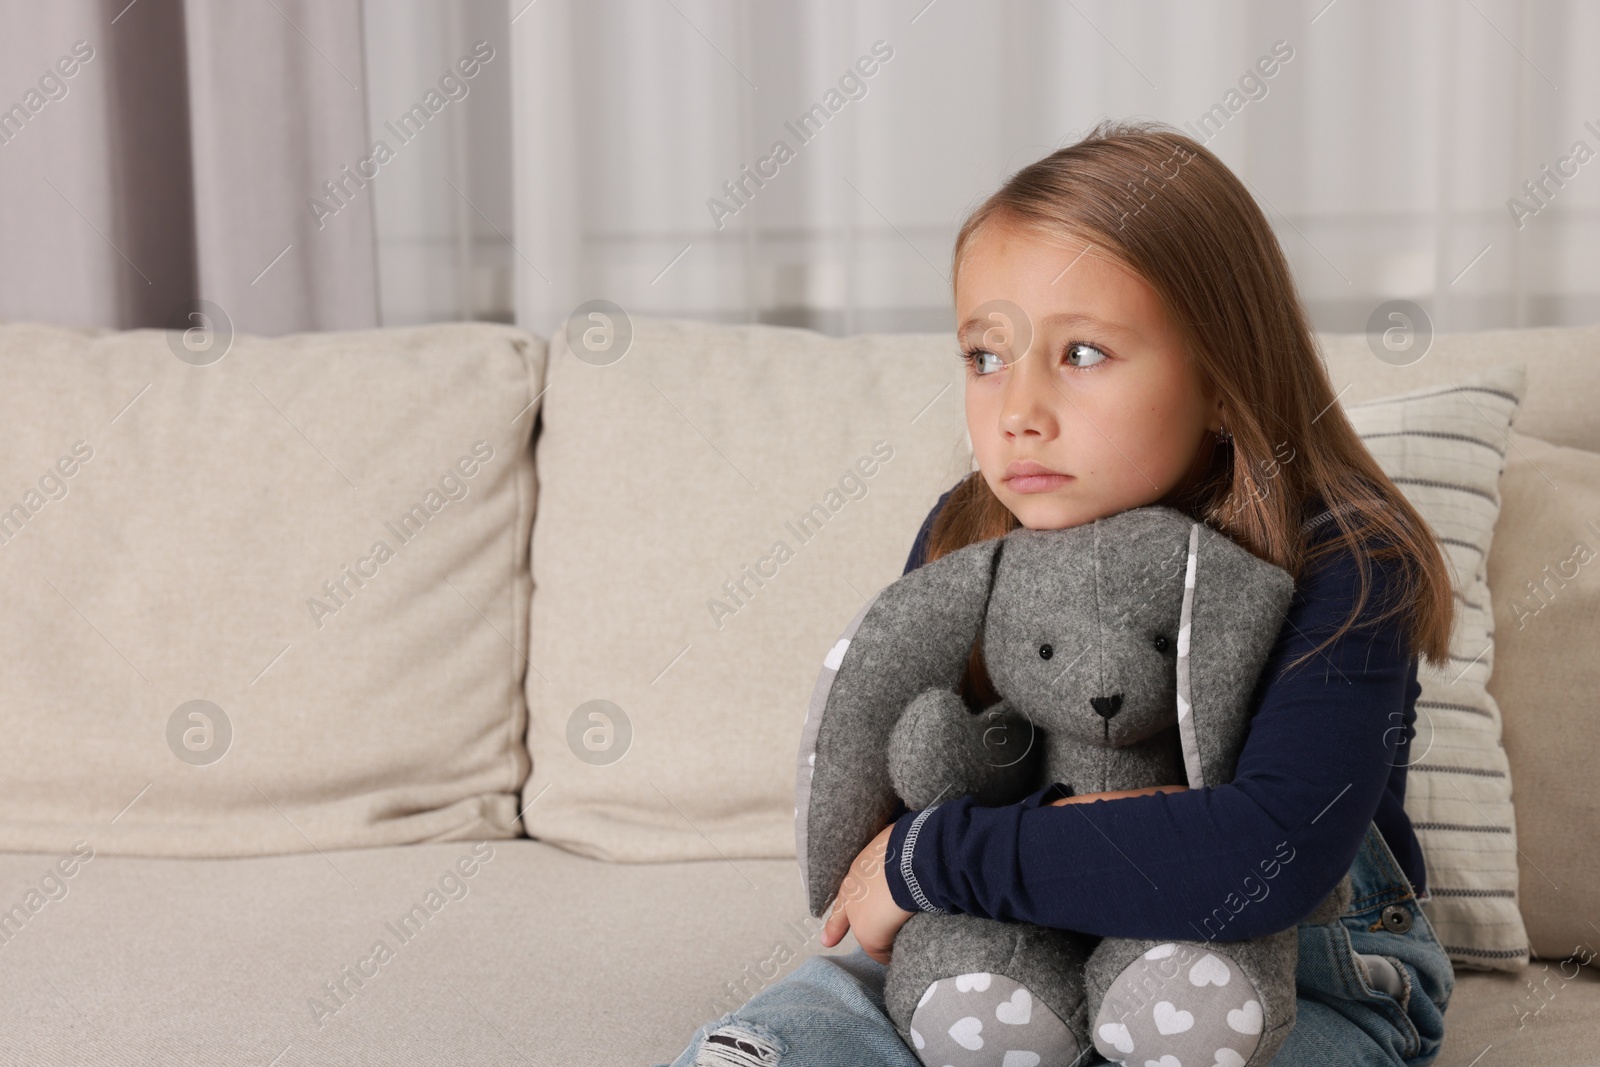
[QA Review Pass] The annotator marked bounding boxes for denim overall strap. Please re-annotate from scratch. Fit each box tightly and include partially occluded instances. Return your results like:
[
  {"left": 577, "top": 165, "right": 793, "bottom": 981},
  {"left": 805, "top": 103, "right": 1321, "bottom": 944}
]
[
  {"left": 1344, "top": 819, "right": 1424, "bottom": 924},
  {"left": 1276, "top": 820, "right": 1456, "bottom": 1067}
]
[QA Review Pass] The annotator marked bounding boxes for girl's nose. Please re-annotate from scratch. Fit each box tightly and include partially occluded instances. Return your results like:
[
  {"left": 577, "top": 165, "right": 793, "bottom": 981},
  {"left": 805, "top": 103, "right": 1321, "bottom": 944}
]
[{"left": 1000, "top": 365, "right": 1057, "bottom": 436}]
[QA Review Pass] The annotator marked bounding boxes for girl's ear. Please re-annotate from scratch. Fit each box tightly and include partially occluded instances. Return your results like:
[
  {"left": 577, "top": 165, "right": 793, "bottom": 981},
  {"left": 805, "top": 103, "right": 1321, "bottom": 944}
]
[
  {"left": 1175, "top": 521, "right": 1296, "bottom": 789},
  {"left": 795, "top": 536, "right": 1005, "bottom": 919}
]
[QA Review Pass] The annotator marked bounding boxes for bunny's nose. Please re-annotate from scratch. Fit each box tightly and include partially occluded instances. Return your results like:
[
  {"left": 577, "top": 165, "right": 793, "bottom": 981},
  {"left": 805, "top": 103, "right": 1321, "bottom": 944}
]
[{"left": 1090, "top": 693, "right": 1123, "bottom": 720}]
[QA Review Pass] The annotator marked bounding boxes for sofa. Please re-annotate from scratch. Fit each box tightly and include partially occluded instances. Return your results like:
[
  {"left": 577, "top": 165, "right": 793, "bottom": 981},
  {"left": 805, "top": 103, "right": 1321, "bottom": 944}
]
[{"left": 0, "top": 313, "right": 1594, "bottom": 1066}]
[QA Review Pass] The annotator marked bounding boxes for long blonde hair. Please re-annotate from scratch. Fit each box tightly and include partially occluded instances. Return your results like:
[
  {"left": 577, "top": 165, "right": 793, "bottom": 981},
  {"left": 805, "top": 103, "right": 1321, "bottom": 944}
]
[{"left": 930, "top": 118, "right": 1453, "bottom": 702}]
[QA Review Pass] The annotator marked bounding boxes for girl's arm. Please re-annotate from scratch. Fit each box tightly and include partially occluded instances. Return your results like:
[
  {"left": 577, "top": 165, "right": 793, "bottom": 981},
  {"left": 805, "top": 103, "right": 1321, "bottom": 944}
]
[
  {"left": 882, "top": 506, "right": 1419, "bottom": 942},
  {"left": 1054, "top": 785, "right": 1190, "bottom": 804}
]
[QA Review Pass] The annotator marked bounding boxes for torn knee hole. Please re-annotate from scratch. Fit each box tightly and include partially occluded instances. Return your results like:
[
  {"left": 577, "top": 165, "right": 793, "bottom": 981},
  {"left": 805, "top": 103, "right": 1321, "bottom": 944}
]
[{"left": 694, "top": 1023, "right": 783, "bottom": 1066}]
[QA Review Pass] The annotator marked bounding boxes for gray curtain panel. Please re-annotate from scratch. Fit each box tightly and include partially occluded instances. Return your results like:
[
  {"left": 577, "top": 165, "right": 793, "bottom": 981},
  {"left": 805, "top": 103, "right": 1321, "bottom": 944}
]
[{"left": 0, "top": 0, "right": 377, "bottom": 334}]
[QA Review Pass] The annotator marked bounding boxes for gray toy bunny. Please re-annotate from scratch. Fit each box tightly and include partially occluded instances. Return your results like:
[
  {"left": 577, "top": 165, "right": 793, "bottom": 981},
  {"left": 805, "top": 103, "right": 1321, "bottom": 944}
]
[{"left": 795, "top": 505, "right": 1353, "bottom": 1067}]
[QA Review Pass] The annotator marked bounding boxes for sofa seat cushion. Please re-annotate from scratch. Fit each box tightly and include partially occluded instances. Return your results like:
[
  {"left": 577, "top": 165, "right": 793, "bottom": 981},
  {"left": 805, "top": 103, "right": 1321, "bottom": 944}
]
[
  {"left": 0, "top": 843, "right": 1588, "bottom": 1066},
  {"left": 1434, "top": 960, "right": 1600, "bottom": 1065},
  {"left": 0, "top": 841, "right": 840, "bottom": 1066}
]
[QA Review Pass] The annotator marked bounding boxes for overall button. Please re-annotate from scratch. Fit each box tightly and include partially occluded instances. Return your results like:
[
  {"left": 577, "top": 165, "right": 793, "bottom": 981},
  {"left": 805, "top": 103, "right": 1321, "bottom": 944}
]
[{"left": 1380, "top": 903, "right": 1413, "bottom": 933}]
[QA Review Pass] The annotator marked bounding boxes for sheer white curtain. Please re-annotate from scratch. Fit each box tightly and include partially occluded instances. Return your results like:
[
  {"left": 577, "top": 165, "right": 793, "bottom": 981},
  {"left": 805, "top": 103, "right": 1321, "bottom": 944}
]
[
  {"left": 8, "top": 2, "right": 1594, "bottom": 336},
  {"left": 361, "top": 0, "right": 514, "bottom": 326},
  {"left": 489, "top": 0, "right": 1597, "bottom": 342},
  {"left": 0, "top": 0, "right": 376, "bottom": 334}
]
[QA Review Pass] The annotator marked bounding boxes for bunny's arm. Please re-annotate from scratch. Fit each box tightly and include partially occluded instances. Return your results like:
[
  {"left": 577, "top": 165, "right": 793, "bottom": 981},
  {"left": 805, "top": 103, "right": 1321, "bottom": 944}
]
[{"left": 887, "top": 689, "right": 1043, "bottom": 810}]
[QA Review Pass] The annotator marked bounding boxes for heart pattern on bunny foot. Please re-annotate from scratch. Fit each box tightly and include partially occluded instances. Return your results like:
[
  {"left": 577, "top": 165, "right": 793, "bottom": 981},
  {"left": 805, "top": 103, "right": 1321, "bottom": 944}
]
[
  {"left": 1091, "top": 945, "right": 1269, "bottom": 1067},
  {"left": 908, "top": 971, "right": 1078, "bottom": 1067}
]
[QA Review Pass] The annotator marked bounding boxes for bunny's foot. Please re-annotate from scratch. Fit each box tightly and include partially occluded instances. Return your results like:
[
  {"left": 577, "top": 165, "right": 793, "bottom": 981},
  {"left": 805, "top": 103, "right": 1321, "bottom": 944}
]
[
  {"left": 1091, "top": 942, "right": 1279, "bottom": 1067},
  {"left": 885, "top": 912, "right": 1091, "bottom": 1067},
  {"left": 909, "top": 970, "right": 1079, "bottom": 1067}
]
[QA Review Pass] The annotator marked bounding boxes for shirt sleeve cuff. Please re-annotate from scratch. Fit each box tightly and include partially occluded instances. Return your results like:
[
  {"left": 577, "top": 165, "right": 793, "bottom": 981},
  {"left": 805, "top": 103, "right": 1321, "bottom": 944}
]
[
  {"left": 883, "top": 782, "right": 1075, "bottom": 915},
  {"left": 884, "top": 803, "right": 948, "bottom": 914}
]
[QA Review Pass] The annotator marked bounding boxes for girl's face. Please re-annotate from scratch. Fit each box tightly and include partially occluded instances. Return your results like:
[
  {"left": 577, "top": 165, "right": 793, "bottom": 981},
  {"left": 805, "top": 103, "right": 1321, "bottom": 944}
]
[{"left": 955, "top": 221, "right": 1222, "bottom": 531}]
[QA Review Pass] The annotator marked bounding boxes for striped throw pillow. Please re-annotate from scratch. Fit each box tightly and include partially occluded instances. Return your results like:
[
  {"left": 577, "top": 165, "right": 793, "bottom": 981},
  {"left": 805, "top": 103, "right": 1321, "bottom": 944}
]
[{"left": 1342, "top": 363, "right": 1530, "bottom": 972}]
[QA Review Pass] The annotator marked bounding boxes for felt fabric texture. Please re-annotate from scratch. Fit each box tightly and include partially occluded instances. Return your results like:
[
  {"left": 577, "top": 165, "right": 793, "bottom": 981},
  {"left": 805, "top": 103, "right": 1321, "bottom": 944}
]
[
  {"left": 798, "top": 504, "right": 1309, "bottom": 1066},
  {"left": 887, "top": 690, "right": 1040, "bottom": 812},
  {"left": 798, "top": 534, "right": 1002, "bottom": 919},
  {"left": 799, "top": 506, "right": 1294, "bottom": 917},
  {"left": 890, "top": 914, "right": 1088, "bottom": 1066},
  {"left": 908, "top": 967, "right": 1081, "bottom": 1066},
  {"left": 1086, "top": 931, "right": 1299, "bottom": 1067}
]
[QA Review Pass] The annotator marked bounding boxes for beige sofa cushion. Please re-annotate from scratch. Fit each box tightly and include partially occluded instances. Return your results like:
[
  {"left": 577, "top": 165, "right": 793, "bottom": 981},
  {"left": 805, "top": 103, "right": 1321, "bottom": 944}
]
[
  {"left": 0, "top": 840, "right": 1589, "bottom": 1065},
  {"left": 1343, "top": 366, "right": 1529, "bottom": 972},
  {"left": 0, "top": 320, "right": 543, "bottom": 856},
  {"left": 1316, "top": 323, "right": 1600, "bottom": 452},
  {"left": 522, "top": 316, "right": 971, "bottom": 862},
  {"left": 1484, "top": 431, "right": 1600, "bottom": 962},
  {"left": 0, "top": 839, "right": 851, "bottom": 1066}
]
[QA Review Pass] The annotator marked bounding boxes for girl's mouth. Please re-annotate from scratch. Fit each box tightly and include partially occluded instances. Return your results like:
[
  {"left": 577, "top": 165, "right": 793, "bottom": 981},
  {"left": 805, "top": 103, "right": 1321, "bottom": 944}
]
[
  {"left": 1006, "top": 472, "right": 1074, "bottom": 493},
  {"left": 1003, "top": 459, "right": 1073, "bottom": 493}
]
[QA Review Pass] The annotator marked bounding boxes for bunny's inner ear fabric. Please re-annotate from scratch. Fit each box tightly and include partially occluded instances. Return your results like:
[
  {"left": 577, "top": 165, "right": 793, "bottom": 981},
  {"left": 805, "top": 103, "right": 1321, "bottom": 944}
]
[
  {"left": 795, "top": 536, "right": 1004, "bottom": 919},
  {"left": 793, "top": 590, "right": 877, "bottom": 902},
  {"left": 1175, "top": 522, "right": 1206, "bottom": 788},
  {"left": 1182, "top": 523, "right": 1297, "bottom": 789}
]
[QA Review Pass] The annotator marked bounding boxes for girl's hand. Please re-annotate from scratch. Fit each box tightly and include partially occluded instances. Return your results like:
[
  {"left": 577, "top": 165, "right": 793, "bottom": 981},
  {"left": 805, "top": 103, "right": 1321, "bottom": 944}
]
[
  {"left": 820, "top": 822, "right": 914, "bottom": 965},
  {"left": 1050, "top": 784, "right": 1189, "bottom": 805}
]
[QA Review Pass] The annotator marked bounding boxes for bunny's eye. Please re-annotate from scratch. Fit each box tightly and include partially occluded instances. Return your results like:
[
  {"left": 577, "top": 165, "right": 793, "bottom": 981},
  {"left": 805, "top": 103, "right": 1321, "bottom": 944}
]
[
  {"left": 1153, "top": 635, "right": 1170, "bottom": 653},
  {"left": 1039, "top": 643, "right": 1054, "bottom": 660}
]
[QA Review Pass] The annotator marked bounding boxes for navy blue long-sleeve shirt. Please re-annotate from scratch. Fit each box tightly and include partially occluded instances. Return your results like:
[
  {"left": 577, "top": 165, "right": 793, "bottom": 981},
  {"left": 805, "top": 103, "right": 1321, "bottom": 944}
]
[{"left": 882, "top": 483, "right": 1426, "bottom": 941}]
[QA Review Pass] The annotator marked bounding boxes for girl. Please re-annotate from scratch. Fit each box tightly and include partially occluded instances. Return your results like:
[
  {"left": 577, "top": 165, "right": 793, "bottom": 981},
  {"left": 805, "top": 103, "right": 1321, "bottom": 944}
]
[{"left": 660, "top": 119, "right": 1456, "bottom": 1067}]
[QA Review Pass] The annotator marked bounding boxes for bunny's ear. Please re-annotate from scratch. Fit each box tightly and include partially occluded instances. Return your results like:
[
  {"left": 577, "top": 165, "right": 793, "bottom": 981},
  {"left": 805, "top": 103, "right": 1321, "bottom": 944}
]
[
  {"left": 795, "top": 536, "right": 1005, "bottom": 919},
  {"left": 1175, "top": 522, "right": 1296, "bottom": 789}
]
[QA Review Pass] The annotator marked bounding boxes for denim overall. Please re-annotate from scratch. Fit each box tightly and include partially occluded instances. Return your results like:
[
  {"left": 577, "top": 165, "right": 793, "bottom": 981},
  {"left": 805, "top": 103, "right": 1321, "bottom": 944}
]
[
  {"left": 1265, "top": 819, "right": 1455, "bottom": 1065},
  {"left": 660, "top": 820, "right": 1456, "bottom": 1067}
]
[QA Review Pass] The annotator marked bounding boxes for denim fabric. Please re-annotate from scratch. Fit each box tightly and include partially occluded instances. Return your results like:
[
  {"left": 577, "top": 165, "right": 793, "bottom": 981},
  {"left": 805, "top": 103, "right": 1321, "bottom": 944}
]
[
  {"left": 1265, "top": 819, "right": 1455, "bottom": 1066},
  {"left": 657, "top": 820, "right": 1454, "bottom": 1067}
]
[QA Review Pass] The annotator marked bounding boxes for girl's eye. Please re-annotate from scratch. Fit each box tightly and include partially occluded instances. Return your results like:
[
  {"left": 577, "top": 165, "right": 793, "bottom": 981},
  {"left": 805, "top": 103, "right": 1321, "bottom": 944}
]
[
  {"left": 1064, "top": 341, "right": 1107, "bottom": 369},
  {"left": 959, "top": 339, "right": 1108, "bottom": 377},
  {"left": 960, "top": 347, "right": 1007, "bottom": 376}
]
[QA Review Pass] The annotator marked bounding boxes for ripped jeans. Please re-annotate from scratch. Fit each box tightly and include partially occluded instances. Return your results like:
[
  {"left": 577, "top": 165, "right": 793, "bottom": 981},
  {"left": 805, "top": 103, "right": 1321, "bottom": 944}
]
[{"left": 655, "top": 820, "right": 1455, "bottom": 1067}]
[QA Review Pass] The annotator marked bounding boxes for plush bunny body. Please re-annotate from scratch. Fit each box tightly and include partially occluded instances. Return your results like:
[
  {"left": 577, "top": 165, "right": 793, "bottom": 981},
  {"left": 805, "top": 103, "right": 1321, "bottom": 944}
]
[{"left": 796, "top": 505, "right": 1353, "bottom": 1067}]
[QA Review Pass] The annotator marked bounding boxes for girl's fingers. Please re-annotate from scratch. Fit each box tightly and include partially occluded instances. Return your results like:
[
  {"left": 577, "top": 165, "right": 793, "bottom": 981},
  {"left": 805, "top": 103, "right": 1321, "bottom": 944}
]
[{"left": 821, "top": 902, "right": 847, "bottom": 947}]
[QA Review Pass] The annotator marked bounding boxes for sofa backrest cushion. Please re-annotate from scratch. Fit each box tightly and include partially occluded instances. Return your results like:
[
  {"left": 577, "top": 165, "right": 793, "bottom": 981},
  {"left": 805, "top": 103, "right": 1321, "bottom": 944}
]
[
  {"left": 521, "top": 316, "right": 971, "bottom": 862},
  {"left": 1484, "top": 431, "right": 1600, "bottom": 962},
  {"left": 0, "top": 320, "right": 544, "bottom": 857},
  {"left": 1316, "top": 323, "right": 1600, "bottom": 452}
]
